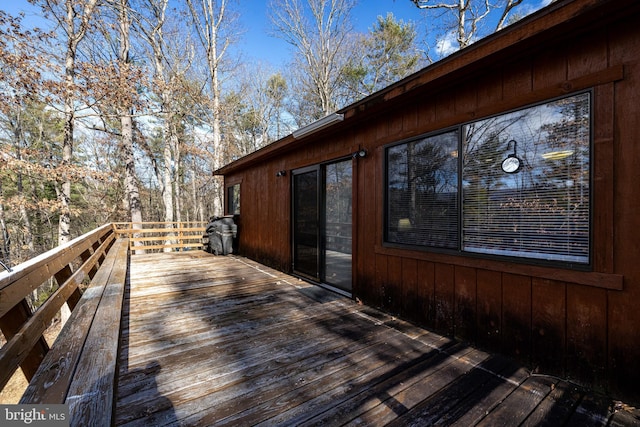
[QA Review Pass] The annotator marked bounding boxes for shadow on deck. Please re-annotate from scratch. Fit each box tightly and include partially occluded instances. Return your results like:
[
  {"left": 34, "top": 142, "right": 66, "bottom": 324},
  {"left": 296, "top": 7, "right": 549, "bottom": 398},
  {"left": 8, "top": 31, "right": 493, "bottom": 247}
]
[{"left": 115, "top": 252, "right": 639, "bottom": 426}]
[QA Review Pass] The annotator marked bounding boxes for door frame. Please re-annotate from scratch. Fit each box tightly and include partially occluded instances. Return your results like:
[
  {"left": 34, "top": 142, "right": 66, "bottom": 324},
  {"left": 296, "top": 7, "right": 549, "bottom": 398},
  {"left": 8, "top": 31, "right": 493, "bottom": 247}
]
[{"left": 291, "top": 157, "right": 354, "bottom": 296}]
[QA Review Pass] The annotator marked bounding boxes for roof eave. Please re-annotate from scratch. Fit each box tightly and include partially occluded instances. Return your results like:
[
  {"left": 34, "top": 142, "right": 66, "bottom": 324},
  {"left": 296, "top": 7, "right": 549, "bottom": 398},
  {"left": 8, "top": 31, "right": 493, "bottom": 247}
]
[{"left": 215, "top": 0, "right": 633, "bottom": 176}]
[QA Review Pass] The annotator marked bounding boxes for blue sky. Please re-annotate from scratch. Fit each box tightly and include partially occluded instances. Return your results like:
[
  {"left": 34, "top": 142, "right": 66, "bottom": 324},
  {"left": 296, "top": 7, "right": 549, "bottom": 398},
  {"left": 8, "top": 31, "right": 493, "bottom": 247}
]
[
  {"left": 2, "top": 0, "right": 547, "bottom": 65},
  {"left": 233, "top": 0, "right": 548, "bottom": 64},
  {"left": 2, "top": 0, "right": 423, "bottom": 65},
  {"left": 236, "top": 0, "right": 425, "bottom": 64}
]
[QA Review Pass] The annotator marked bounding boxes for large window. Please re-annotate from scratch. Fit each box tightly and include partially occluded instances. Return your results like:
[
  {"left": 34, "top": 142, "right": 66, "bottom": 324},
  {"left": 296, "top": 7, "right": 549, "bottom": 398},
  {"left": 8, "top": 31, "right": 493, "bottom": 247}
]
[{"left": 386, "top": 92, "right": 591, "bottom": 265}]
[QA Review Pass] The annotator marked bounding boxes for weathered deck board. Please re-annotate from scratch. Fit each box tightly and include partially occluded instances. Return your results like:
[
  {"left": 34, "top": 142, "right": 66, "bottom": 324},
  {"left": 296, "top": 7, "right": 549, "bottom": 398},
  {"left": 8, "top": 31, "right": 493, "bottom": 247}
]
[{"left": 114, "top": 252, "right": 638, "bottom": 426}]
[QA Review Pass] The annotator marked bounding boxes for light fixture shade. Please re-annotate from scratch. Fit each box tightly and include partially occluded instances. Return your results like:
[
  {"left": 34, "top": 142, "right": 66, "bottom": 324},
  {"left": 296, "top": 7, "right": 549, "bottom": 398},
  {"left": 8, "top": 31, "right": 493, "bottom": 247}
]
[
  {"left": 352, "top": 149, "right": 367, "bottom": 158},
  {"left": 501, "top": 155, "right": 521, "bottom": 173},
  {"left": 292, "top": 113, "right": 344, "bottom": 139}
]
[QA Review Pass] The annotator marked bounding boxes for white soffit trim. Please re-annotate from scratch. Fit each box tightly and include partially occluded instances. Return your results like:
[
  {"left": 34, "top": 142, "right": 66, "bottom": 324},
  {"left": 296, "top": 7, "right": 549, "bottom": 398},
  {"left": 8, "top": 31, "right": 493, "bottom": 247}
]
[{"left": 292, "top": 113, "right": 344, "bottom": 139}]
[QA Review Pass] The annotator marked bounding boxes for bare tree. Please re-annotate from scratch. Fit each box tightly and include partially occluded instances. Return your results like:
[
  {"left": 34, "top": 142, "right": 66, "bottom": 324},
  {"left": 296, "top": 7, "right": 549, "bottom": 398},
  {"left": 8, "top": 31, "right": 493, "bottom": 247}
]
[
  {"left": 410, "top": 0, "right": 524, "bottom": 51},
  {"left": 136, "top": 0, "right": 181, "bottom": 240},
  {"left": 222, "top": 64, "right": 291, "bottom": 157},
  {"left": 41, "top": 0, "right": 101, "bottom": 245},
  {"left": 0, "top": 12, "right": 42, "bottom": 261},
  {"left": 114, "top": 0, "right": 144, "bottom": 236},
  {"left": 0, "top": 11, "right": 73, "bottom": 266},
  {"left": 494, "top": 0, "right": 526, "bottom": 30},
  {"left": 269, "top": 0, "right": 356, "bottom": 122},
  {"left": 185, "top": 0, "right": 238, "bottom": 217}
]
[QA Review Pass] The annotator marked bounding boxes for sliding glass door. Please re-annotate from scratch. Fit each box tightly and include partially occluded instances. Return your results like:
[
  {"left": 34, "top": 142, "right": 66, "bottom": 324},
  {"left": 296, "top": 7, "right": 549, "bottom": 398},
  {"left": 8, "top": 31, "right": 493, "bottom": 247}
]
[{"left": 292, "top": 160, "right": 352, "bottom": 294}]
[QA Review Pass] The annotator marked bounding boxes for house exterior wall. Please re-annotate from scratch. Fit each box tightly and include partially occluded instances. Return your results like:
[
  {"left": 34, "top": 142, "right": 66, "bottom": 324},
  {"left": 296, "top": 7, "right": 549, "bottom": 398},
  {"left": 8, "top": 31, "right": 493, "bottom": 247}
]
[{"left": 221, "top": 0, "right": 640, "bottom": 402}]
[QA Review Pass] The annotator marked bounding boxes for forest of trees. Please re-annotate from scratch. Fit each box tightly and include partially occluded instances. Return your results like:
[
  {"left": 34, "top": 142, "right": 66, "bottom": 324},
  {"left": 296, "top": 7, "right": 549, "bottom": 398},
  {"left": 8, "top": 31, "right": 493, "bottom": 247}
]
[{"left": 0, "top": 0, "right": 538, "bottom": 268}]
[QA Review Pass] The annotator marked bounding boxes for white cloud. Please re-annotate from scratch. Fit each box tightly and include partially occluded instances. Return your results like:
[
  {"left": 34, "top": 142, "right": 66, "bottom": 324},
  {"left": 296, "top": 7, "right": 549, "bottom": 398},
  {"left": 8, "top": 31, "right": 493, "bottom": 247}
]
[{"left": 435, "top": 32, "right": 458, "bottom": 57}]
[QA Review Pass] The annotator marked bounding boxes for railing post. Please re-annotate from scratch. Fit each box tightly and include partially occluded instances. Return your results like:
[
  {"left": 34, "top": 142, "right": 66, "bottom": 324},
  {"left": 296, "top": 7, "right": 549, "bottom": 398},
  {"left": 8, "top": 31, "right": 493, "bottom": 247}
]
[{"left": 0, "top": 300, "right": 49, "bottom": 381}]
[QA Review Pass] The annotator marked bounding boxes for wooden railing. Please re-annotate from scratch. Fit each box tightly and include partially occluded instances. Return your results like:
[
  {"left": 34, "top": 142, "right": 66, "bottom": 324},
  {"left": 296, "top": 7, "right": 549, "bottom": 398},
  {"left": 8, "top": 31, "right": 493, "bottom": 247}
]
[
  {"left": 0, "top": 221, "right": 210, "bottom": 405},
  {"left": 113, "top": 221, "right": 207, "bottom": 254},
  {"left": 0, "top": 224, "right": 116, "bottom": 394}
]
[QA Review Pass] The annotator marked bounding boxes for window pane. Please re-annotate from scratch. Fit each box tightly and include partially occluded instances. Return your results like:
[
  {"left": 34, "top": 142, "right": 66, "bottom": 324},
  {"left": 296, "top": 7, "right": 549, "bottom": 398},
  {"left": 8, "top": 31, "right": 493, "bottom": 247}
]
[
  {"left": 227, "top": 184, "right": 240, "bottom": 214},
  {"left": 293, "top": 170, "right": 319, "bottom": 278},
  {"left": 462, "top": 92, "right": 590, "bottom": 263},
  {"left": 386, "top": 130, "right": 459, "bottom": 249},
  {"left": 324, "top": 160, "right": 352, "bottom": 290}
]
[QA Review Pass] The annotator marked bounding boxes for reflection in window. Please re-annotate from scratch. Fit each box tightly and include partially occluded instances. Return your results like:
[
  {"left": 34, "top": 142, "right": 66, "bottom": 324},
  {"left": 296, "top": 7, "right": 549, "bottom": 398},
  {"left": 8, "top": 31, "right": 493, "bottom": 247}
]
[
  {"left": 462, "top": 92, "right": 590, "bottom": 263},
  {"left": 384, "top": 92, "right": 591, "bottom": 265},
  {"left": 325, "top": 161, "right": 352, "bottom": 254},
  {"left": 227, "top": 184, "right": 240, "bottom": 215},
  {"left": 386, "top": 130, "right": 459, "bottom": 249}
]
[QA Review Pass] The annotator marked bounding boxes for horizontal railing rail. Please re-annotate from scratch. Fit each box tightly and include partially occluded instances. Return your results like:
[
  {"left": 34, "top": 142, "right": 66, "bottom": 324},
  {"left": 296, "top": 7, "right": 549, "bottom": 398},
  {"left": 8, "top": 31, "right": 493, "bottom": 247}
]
[
  {"left": 0, "top": 224, "right": 116, "bottom": 394},
  {"left": 112, "top": 221, "right": 207, "bottom": 254},
  {"left": 0, "top": 221, "right": 211, "bottom": 399}
]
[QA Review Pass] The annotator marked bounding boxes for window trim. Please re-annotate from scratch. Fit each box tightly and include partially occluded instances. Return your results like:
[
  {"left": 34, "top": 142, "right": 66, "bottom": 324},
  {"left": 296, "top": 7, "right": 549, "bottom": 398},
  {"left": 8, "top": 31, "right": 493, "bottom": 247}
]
[{"left": 383, "top": 90, "right": 593, "bottom": 270}]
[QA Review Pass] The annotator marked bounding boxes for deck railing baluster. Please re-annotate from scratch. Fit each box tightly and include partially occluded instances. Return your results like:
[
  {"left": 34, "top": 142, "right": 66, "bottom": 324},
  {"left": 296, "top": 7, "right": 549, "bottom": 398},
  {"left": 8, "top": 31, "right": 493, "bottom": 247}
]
[
  {"left": 112, "top": 221, "right": 207, "bottom": 254},
  {"left": 0, "top": 221, "right": 206, "bottom": 401}
]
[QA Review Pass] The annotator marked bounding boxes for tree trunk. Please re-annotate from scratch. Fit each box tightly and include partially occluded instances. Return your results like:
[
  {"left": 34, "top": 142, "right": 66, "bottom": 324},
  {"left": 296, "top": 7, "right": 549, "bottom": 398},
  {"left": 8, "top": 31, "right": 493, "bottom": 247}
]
[
  {"left": 122, "top": 112, "right": 143, "bottom": 225},
  {"left": 118, "top": 0, "right": 144, "bottom": 251},
  {"left": 162, "top": 108, "right": 175, "bottom": 251},
  {"left": 186, "top": 0, "right": 228, "bottom": 218},
  {"left": 58, "top": 7, "right": 76, "bottom": 331},
  {"left": 58, "top": 0, "right": 77, "bottom": 246},
  {"left": 173, "top": 121, "right": 182, "bottom": 225},
  {"left": 192, "top": 159, "right": 205, "bottom": 222},
  {"left": 57, "top": 0, "right": 100, "bottom": 324},
  {"left": 123, "top": 115, "right": 142, "bottom": 225},
  {"left": 141, "top": 0, "right": 177, "bottom": 250},
  {"left": 211, "top": 65, "right": 223, "bottom": 217},
  {"left": 59, "top": 96, "right": 73, "bottom": 245}
]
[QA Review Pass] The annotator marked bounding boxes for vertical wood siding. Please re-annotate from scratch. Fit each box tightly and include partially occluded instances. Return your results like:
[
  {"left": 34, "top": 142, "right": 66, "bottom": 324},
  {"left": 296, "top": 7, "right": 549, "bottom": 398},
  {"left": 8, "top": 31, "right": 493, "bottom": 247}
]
[{"left": 223, "top": 5, "right": 640, "bottom": 402}]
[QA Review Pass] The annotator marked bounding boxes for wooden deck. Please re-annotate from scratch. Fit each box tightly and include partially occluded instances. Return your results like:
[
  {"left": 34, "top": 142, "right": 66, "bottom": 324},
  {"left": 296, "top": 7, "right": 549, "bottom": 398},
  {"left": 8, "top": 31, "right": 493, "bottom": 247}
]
[{"left": 115, "top": 252, "right": 638, "bottom": 426}]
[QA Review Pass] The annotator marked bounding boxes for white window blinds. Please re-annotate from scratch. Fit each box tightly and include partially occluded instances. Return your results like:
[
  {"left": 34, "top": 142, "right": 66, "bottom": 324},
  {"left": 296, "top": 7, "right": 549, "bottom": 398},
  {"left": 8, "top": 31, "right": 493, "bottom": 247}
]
[
  {"left": 461, "top": 92, "right": 590, "bottom": 263},
  {"left": 385, "top": 92, "right": 591, "bottom": 265}
]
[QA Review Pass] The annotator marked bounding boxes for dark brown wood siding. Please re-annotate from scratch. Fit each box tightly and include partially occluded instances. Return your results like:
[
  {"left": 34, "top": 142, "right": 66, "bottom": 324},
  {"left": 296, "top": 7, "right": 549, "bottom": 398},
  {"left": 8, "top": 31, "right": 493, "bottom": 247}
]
[{"left": 222, "top": 0, "right": 640, "bottom": 403}]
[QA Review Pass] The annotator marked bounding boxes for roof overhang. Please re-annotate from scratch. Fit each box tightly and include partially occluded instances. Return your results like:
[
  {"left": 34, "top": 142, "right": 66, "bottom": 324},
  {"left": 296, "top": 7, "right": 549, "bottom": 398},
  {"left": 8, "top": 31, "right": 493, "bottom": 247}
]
[
  {"left": 292, "top": 113, "right": 344, "bottom": 139},
  {"left": 214, "top": 0, "right": 636, "bottom": 176}
]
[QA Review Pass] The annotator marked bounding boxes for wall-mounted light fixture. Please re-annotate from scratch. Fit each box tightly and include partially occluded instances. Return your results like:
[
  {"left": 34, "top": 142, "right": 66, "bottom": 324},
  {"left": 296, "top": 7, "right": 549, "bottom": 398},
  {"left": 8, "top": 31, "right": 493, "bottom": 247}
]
[
  {"left": 501, "top": 139, "right": 522, "bottom": 174},
  {"left": 292, "top": 113, "right": 344, "bottom": 139},
  {"left": 275, "top": 170, "right": 287, "bottom": 177},
  {"left": 352, "top": 149, "right": 367, "bottom": 159}
]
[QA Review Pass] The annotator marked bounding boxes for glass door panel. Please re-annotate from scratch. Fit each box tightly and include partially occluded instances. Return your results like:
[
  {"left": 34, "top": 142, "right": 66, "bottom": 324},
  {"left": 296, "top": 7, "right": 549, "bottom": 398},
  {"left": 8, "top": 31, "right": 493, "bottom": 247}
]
[
  {"left": 323, "top": 160, "right": 352, "bottom": 292},
  {"left": 293, "top": 168, "right": 320, "bottom": 280}
]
